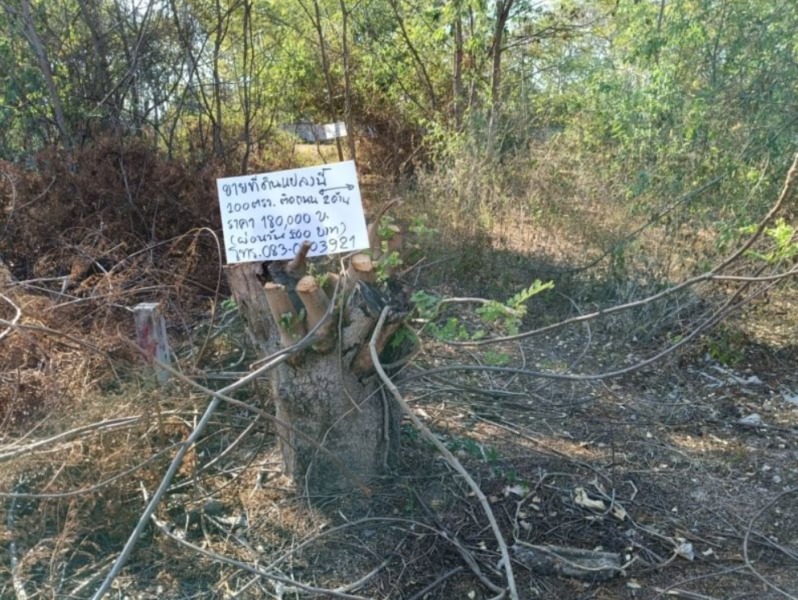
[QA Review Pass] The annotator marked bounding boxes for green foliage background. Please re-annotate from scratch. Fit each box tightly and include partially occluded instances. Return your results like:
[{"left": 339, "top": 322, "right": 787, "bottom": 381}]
[{"left": 1, "top": 0, "right": 796, "bottom": 273}]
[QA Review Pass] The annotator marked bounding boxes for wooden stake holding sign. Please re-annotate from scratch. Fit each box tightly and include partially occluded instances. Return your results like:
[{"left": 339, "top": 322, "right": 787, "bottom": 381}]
[{"left": 219, "top": 162, "right": 411, "bottom": 495}]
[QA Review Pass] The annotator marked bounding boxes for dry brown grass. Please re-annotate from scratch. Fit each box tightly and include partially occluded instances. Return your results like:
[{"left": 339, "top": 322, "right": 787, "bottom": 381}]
[
  {"left": 2, "top": 137, "right": 798, "bottom": 599},
  {"left": 2, "top": 250, "right": 798, "bottom": 599}
]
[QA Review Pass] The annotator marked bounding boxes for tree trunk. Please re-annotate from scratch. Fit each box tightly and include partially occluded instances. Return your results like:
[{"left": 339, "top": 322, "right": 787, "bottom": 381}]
[
  {"left": 487, "top": 0, "right": 515, "bottom": 149},
  {"left": 271, "top": 304, "right": 402, "bottom": 494},
  {"left": 18, "top": 0, "right": 73, "bottom": 150},
  {"left": 453, "top": 6, "right": 464, "bottom": 130},
  {"left": 211, "top": 0, "right": 226, "bottom": 159},
  {"left": 338, "top": 0, "right": 357, "bottom": 163},
  {"left": 306, "top": 0, "right": 344, "bottom": 163},
  {"left": 226, "top": 211, "right": 409, "bottom": 496},
  {"left": 389, "top": 0, "right": 437, "bottom": 115},
  {"left": 240, "top": 0, "right": 254, "bottom": 173}
]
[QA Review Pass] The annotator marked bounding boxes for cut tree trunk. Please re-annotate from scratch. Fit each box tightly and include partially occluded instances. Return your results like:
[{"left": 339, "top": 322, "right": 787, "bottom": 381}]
[
  {"left": 270, "top": 299, "right": 402, "bottom": 494},
  {"left": 225, "top": 210, "right": 410, "bottom": 497}
]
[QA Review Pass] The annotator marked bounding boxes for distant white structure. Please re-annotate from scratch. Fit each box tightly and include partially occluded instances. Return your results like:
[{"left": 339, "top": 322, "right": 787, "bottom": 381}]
[{"left": 284, "top": 122, "right": 347, "bottom": 143}]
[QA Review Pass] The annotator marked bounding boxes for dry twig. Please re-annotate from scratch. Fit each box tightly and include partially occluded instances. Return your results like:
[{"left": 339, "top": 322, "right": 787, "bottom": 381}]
[
  {"left": 144, "top": 483, "right": 373, "bottom": 600},
  {"left": 0, "top": 293, "right": 21, "bottom": 343},
  {"left": 6, "top": 477, "right": 28, "bottom": 600},
  {"left": 446, "top": 152, "right": 798, "bottom": 349},
  {"left": 743, "top": 488, "right": 798, "bottom": 600},
  {"left": 370, "top": 306, "right": 519, "bottom": 600}
]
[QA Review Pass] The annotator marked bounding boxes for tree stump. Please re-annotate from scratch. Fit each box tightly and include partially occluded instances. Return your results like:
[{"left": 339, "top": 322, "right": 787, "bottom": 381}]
[{"left": 226, "top": 209, "right": 410, "bottom": 496}]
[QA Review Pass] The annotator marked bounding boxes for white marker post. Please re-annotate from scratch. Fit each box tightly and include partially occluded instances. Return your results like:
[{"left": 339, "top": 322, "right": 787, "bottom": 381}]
[
  {"left": 217, "top": 161, "right": 369, "bottom": 264},
  {"left": 134, "top": 302, "right": 171, "bottom": 385}
]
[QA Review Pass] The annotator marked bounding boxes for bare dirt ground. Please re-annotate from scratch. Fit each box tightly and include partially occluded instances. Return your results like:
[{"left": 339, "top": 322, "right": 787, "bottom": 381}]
[
  {"left": 2, "top": 261, "right": 797, "bottom": 600},
  {"left": 1, "top": 164, "right": 798, "bottom": 599}
]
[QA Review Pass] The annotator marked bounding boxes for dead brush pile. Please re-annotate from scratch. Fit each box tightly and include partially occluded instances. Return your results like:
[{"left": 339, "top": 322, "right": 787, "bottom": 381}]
[
  {"left": 0, "top": 135, "right": 223, "bottom": 281},
  {"left": 0, "top": 136, "right": 239, "bottom": 424},
  {"left": 0, "top": 261, "right": 253, "bottom": 597},
  {"left": 0, "top": 139, "right": 261, "bottom": 597}
]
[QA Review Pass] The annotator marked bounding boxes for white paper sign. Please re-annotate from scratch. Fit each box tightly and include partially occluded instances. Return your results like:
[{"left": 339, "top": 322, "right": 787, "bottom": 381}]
[
  {"left": 217, "top": 161, "right": 369, "bottom": 264},
  {"left": 286, "top": 121, "right": 348, "bottom": 142}
]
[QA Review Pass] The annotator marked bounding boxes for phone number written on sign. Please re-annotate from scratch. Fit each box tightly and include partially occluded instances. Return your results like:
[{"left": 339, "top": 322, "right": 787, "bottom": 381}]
[{"left": 227, "top": 210, "right": 356, "bottom": 262}]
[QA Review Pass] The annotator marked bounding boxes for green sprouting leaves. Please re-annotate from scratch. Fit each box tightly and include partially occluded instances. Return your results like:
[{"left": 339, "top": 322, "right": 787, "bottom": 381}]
[
  {"left": 507, "top": 280, "right": 556, "bottom": 311},
  {"left": 410, "top": 290, "right": 470, "bottom": 341},
  {"left": 430, "top": 317, "right": 471, "bottom": 342},
  {"left": 279, "top": 310, "right": 306, "bottom": 339},
  {"left": 475, "top": 301, "right": 521, "bottom": 332},
  {"left": 377, "top": 214, "right": 398, "bottom": 240},
  {"left": 410, "top": 290, "right": 441, "bottom": 320},
  {"left": 476, "top": 279, "right": 555, "bottom": 335},
  {"left": 388, "top": 324, "right": 419, "bottom": 350},
  {"left": 412, "top": 279, "right": 554, "bottom": 341},
  {"left": 376, "top": 248, "right": 403, "bottom": 284},
  {"left": 314, "top": 271, "right": 332, "bottom": 290},
  {"left": 408, "top": 214, "right": 438, "bottom": 239},
  {"left": 741, "top": 218, "right": 798, "bottom": 264}
]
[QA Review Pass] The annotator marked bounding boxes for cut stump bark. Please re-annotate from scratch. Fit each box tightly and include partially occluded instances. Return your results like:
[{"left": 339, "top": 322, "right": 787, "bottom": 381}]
[{"left": 225, "top": 203, "right": 411, "bottom": 496}]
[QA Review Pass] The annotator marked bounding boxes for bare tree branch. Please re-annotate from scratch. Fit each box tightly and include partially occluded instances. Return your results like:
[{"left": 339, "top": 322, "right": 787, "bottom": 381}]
[
  {"left": 370, "top": 307, "right": 519, "bottom": 600},
  {"left": 446, "top": 152, "right": 798, "bottom": 347}
]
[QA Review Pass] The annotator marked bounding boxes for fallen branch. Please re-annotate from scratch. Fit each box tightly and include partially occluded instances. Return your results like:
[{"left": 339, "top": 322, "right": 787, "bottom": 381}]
[
  {"left": 511, "top": 542, "right": 622, "bottom": 581},
  {"left": 446, "top": 152, "right": 798, "bottom": 348},
  {"left": 7, "top": 478, "right": 28, "bottom": 600},
  {"left": 406, "top": 262, "right": 772, "bottom": 384},
  {"left": 369, "top": 307, "right": 519, "bottom": 600},
  {"left": 144, "top": 484, "right": 372, "bottom": 600},
  {"left": 0, "top": 293, "right": 21, "bottom": 343}
]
